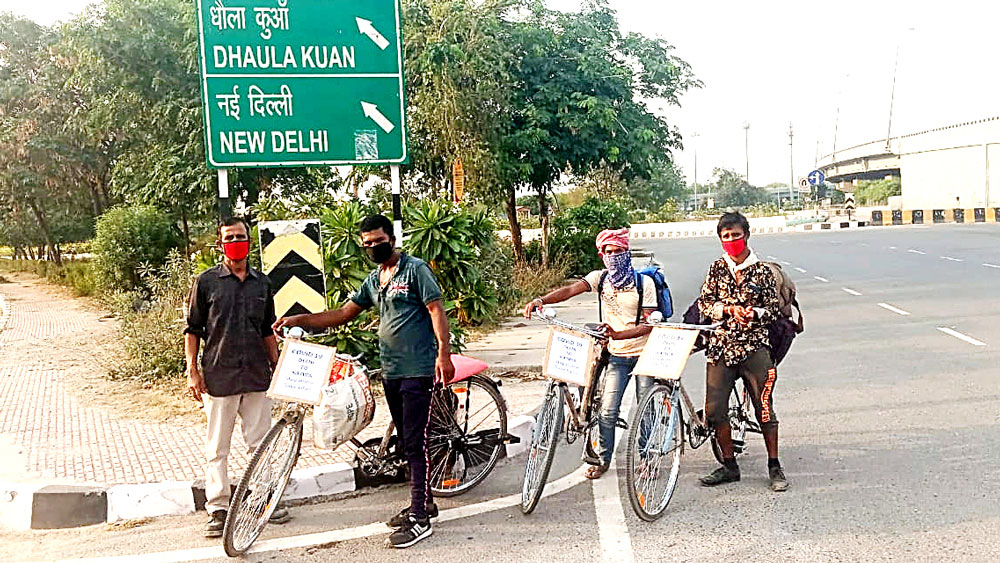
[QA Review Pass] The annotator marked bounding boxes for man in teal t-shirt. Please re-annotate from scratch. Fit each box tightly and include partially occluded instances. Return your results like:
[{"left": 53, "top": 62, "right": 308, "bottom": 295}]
[{"left": 274, "top": 214, "right": 455, "bottom": 549}]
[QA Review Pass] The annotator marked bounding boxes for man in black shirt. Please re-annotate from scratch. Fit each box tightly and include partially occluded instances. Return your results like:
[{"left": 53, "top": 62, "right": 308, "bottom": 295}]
[{"left": 184, "top": 217, "right": 287, "bottom": 537}]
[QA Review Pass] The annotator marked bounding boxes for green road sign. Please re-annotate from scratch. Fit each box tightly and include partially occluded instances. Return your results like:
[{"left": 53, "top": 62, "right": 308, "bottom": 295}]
[{"left": 196, "top": 0, "right": 407, "bottom": 168}]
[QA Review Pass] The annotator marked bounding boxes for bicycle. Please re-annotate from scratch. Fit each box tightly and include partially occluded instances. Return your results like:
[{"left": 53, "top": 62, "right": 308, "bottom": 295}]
[
  {"left": 624, "top": 321, "right": 765, "bottom": 522},
  {"left": 223, "top": 333, "right": 514, "bottom": 557},
  {"left": 519, "top": 309, "right": 612, "bottom": 515}
]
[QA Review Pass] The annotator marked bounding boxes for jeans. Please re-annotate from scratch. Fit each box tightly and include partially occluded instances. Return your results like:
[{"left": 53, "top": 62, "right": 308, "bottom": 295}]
[{"left": 597, "top": 355, "right": 653, "bottom": 465}]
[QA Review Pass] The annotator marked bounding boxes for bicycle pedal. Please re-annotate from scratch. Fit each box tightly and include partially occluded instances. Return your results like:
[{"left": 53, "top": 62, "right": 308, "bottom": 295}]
[
  {"left": 615, "top": 418, "right": 628, "bottom": 430},
  {"left": 504, "top": 434, "right": 521, "bottom": 445}
]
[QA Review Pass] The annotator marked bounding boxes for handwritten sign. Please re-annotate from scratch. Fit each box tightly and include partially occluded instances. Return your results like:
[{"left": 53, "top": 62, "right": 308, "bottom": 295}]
[
  {"left": 543, "top": 327, "right": 597, "bottom": 387},
  {"left": 633, "top": 326, "right": 699, "bottom": 380},
  {"left": 267, "top": 339, "right": 337, "bottom": 405}
]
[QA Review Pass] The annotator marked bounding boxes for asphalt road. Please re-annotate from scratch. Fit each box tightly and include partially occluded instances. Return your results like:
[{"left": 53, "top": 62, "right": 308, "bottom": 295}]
[{"left": 3, "top": 224, "right": 999, "bottom": 562}]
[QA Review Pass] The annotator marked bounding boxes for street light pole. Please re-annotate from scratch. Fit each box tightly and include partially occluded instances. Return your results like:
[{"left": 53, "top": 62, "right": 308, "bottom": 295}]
[
  {"left": 886, "top": 28, "right": 915, "bottom": 152},
  {"left": 691, "top": 132, "right": 699, "bottom": 210},
  {"left": 743, "top": 122, "right": 750, "bottom": 183}
]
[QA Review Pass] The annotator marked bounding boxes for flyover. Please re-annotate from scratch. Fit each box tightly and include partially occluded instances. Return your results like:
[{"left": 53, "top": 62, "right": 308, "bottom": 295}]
[{"left": 817, "top": 116, "right": 1000, "bottom": 210}]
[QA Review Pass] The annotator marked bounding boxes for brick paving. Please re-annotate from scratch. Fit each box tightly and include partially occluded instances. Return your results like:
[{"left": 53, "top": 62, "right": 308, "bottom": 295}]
[{"left": 0, "top": 276, "right": 544, "bottom": 486}]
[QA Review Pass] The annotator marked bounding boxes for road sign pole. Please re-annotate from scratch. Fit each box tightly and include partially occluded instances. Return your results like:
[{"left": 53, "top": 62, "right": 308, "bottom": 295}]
[
  {"left": 391, "top": 165, "right": 402, "bottom": 246},
  {"left": 217, "top": 169, "right": 231, "bottom": 219}
]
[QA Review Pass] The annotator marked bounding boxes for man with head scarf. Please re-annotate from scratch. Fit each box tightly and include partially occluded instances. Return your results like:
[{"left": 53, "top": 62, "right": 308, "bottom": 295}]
[{"left": 523, "top": 228, "right": 658, "bottom": 479}]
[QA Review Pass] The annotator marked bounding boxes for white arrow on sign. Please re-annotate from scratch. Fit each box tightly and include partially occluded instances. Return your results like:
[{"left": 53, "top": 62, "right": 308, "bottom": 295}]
[
  {"left": 361, "top": 101, "right": 395, "bottom": 133},
  {"left": 356, "top": 17, "right": 389, "bottom": 50}
]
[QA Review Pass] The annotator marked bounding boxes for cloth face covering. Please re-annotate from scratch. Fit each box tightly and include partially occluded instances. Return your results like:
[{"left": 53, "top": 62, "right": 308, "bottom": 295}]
[
  {"left": 221, "top": 240, "right": 250, "bottom": 261},
  {"left": 602, "top": 250, "right": 635, "bottom": 289},
  {"left": 722, "top": 238, "right": 746, "bottom": 258}
]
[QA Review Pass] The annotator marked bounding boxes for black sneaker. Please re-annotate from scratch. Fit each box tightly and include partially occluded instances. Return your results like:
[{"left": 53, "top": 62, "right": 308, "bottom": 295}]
[
  {"left": 769, "top": 465, "right": 789, "bottom": 492},
  {"left": 388, "top": 515, "right": 433, "bottom": 548},
  {"left": 699, "top": 465, "right": 741, "bottom": 487},
  {"left": 386, "top": 502, "right": 439, "bottom": 528},
  {"left": 204, "top": 510, "right": 226, "bottom": 538}
]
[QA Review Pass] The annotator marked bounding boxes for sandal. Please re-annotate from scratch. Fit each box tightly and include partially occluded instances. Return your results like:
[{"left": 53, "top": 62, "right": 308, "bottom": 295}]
[{"left": 585, "top": 464, "right": 609, "bottom": 480}]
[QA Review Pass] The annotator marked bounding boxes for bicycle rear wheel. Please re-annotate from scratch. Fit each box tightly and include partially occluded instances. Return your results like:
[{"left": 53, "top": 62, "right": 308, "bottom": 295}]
[
  {"left": 428, "top": 375, "right": 508, "bottom": 497},
  {"left": 223, "top": 414, "right": 303, "bottom": 557},
  {"left": 711, "top": 379, "right": 749, "bottom": 464},
  {"left": 520, "top": 381, "right": 563, "bottom": 515},
  {"left": 626, "top": 382, "right": 682, "bottom": 522}
]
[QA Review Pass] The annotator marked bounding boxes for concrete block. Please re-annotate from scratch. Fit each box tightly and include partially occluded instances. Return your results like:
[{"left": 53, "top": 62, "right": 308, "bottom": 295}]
[
  {"left": 283, "top": 462, "right": 356, "bottom": 500},
  {"left": 31, "top": 485, "right": 106, "bottom": 529},
  {"left": 106, "top": 481, "right": 195, "bottom": 522}
]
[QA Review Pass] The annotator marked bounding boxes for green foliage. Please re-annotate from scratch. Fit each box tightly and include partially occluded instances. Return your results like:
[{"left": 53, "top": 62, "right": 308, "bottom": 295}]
[
  {"left": 549, "top": 198, "right": 630, "bottom": 276},
  {"left": 855, "top": 178, "right": 901, "bottom": 206},
  {"left": 0, "top": 258, "right": 97, "bottom": 296},
  {"left": 92, "top": 205, "right": 184, "bottom": 291},
  {"left": 106, "top": 251, "right": 192, "bottom": 384},
  {"left": 711, "top": 168, "right": 768, "bottom": 207},
  {"left": 404, "top": 200, "right": 500, "bottom": 325}
]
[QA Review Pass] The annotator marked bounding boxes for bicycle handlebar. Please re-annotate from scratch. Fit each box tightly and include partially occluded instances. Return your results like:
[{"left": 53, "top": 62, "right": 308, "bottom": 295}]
[{"left": 528, "top": 310, "right": 609, "bottom": 340}]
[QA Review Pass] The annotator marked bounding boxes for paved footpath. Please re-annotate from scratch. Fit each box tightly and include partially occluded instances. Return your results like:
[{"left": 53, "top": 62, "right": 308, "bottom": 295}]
[{"left": 0, "top": 275, "right": 546, "bottom": 487}]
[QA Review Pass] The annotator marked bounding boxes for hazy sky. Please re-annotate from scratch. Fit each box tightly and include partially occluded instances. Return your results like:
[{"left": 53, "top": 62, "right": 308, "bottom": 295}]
[{"left": 6, "top": 0, "right": 1000, "bottom": 186}]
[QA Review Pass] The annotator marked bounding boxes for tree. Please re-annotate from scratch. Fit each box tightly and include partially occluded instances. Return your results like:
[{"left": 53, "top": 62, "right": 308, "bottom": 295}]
[
  {"left": 495, "top": 1, "right": 699, "bottom": 265},
  {"left": 711, "top": 167, "right": 767, "bottom": 207},
  {"left": 626, "top": 160, "right": 688, "bottom": 211},
  {"left": 855, "top": 178, "right": 901, "bottom": 205}
]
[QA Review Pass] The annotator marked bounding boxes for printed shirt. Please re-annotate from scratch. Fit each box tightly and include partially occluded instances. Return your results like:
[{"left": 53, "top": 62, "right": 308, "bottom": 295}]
[
  {"left": 696, "top": 251, "right": 780, "bottom": 367},
  {"left": 351, "top": 254, "right": 443, "bottom": 379},
  {"left": 184, "top": 264, "right": 276, "bottom": 397},
  {"left": 583, "top": 270, "right": 657, "bottom": 357}
]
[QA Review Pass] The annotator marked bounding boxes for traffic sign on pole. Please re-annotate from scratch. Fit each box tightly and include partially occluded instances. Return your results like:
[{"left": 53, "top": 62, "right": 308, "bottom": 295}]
[
  {"left": 195, "top": 0, "right": 408, "bottom": 167},
  {"left": 807, "top": 169, "right": 825, "bottom": 186}
]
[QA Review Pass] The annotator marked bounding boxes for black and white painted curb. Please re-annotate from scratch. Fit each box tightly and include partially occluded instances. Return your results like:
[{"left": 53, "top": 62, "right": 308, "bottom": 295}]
[{"left": 0, "top": 414, "right": 535, "bottom": 530}]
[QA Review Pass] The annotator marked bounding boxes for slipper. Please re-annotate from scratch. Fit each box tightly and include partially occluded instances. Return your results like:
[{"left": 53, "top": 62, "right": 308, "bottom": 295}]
[{"left": 585, "top": 464, "right": 609, "bottom": 479}]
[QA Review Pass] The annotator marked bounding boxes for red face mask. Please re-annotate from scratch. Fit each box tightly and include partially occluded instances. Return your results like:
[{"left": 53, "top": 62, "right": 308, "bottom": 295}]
[
  {"left": 721, "top": 237, "right": 746, "bottom": 257},
  {"left": 221, "top": 240, "right": 250, "bottom": 261}
]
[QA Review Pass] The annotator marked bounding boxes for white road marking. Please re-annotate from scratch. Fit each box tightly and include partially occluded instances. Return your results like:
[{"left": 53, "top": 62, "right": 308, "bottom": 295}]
[
  {"left": 54, "top": 464, "right": 594, "bottom": 563},
  {"left": 907, "top": 249, "right": 926, "bottom": 255},
  {"left": 888, "top": 246, "right": 897, "bottom": 250},
  {"left": 842, "top": 288, "right": 862, "bottom": 296},
  {"left": 983, "top": 263, "right": 1000, "bottom": 269},
  {"left": 780, "top": 261, "right": 791, "bottom": 265},
  {"left": 814, "top": 276, "right": 829, "bottom": 282},
  {"left": 592, "top": 392, "right": 635, "bottom": 563},
  {"left": 794, "top": 267, "right": 807, "bottom": 273},
  {"left": 877, "top": 303, "right": 911, "bottom": 316},
  {"left": 936, "top": 327, "right": 987, "bottom": 347},
  {"left": 940, "top": 256, "right": 963, "bottom": 262},
  {"left": 766, "top": 255, "right": 778, "bottom": 260}
]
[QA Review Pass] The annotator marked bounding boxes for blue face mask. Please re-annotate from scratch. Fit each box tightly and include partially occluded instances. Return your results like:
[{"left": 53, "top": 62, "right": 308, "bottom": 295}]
[{"left": 602, "top": 250, "right": 634, "bottom": 289}]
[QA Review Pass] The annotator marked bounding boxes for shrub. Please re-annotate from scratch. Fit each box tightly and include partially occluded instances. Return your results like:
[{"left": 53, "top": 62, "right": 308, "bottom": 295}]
[
  {"left": 107, "top": 251, "right": 192, "bottom": 384},
  {"left": 92, "top": 205, "right": 184, "bottom": 292},
  {"left": 549, "top": 197, "right": 630, "bottom": 276}
]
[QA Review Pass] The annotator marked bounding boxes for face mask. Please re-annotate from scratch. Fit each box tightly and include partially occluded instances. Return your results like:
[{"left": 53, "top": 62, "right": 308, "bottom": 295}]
[
  {"left": 602, "top": 250, "right": 634, "bottom": 289},
  {"left": 365, "top": 241, "right": 394, "bottom": 264},
  {"left": 221, "top": 240, "right": 250, "bottom": 261},
  {"left": 721, "top": 238, "right": 746, "bottom": 258}
]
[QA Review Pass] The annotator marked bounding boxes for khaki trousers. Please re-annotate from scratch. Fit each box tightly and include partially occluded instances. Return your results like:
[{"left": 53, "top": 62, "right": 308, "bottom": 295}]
[{"left": 203, "top": 392, "right": 273, "bottom": 513}]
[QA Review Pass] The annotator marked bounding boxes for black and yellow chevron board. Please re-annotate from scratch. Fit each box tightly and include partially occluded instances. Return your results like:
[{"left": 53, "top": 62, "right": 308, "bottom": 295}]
[{"left": 259, "top": 220, "right": 327, "bottom": 318}]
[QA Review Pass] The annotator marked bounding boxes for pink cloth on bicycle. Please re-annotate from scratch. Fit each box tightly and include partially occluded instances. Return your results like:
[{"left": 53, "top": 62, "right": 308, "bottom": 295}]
[{"left": 450, "top": 354, "right": 489, "bottom": 383}]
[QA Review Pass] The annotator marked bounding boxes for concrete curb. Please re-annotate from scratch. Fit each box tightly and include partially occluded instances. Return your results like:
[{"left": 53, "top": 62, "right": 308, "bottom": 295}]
[{"left": 1, "top": 419, "right": 539, "bottom": 530}]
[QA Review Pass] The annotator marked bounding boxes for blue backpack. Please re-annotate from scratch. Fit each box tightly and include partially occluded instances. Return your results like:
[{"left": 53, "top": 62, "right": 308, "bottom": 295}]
[{"left": 598, "top": 266, "right": 674, "bottom": 323}]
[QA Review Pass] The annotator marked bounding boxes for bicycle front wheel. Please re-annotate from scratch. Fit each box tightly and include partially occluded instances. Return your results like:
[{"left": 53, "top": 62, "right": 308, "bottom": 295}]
[
  {"left": 626, "top": 382, "right": 682, "bottom": 522},
  {"left": 520, "top": 381, "right": 563, "bottom": 515},
  {"left": 428, "top": 375, "right": 508, "bottom": 497},
  {"left": 223, "top": 414, "right": 303, "bottom": 557}
]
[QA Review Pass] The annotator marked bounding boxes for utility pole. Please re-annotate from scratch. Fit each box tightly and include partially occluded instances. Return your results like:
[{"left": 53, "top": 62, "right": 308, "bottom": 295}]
[
  {"left": 886, "top": 28, "right": 915, "bottom": 152},
  {"left": 743, "top": 122, "right": 750, "bottom": 183},
  {"left": 788, "top": 122, "right": 795, "bottom": 204},
  {"left": 692, "top": 132, "right": 699, "bottom": 210}
]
